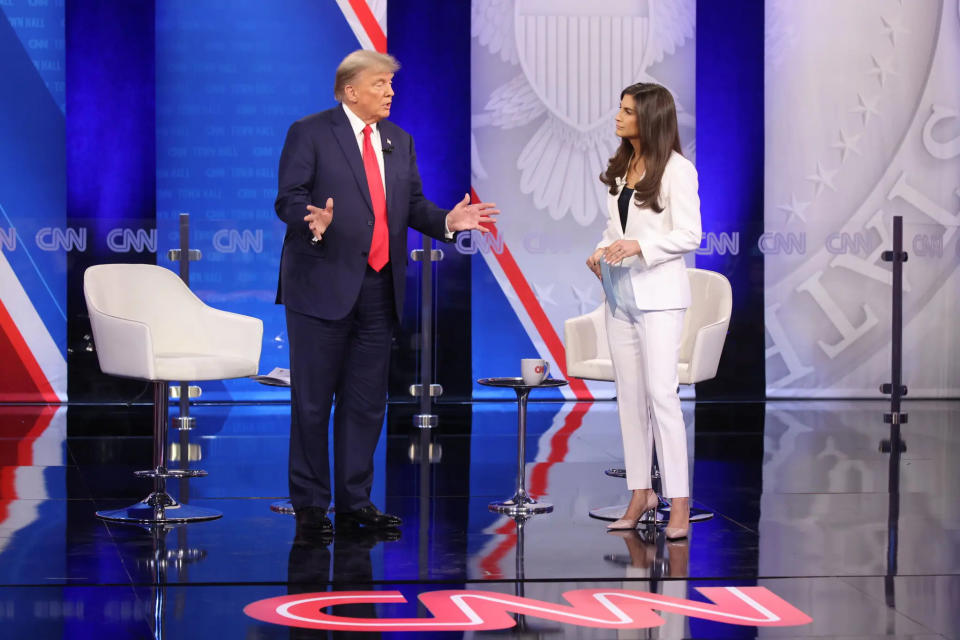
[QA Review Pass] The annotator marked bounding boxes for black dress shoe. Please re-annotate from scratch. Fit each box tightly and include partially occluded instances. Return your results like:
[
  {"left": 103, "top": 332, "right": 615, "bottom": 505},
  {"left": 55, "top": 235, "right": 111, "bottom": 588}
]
[
  {"left": 293, "top": 529, "right": 333, "bottom": 547},
  {"left": 334, "top": 526, "right": 401, "bottom": 548},
  {"left": 295, "top": 506, "right": 333, "bottom": 534},
  {"left": 336, "top": 505, "right": 402, "bottom": 529}
]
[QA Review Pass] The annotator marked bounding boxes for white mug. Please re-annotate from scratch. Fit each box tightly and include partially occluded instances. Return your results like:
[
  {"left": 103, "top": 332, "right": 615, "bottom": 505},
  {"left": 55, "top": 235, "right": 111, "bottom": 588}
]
[{"left": 521, "top": 358, "right": 549, "bottom": 385}]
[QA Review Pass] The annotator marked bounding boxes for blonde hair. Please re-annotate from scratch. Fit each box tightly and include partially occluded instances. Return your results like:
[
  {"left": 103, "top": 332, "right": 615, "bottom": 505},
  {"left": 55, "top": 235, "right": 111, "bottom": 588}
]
[{"left": 334, "top": 50, "right": 400, "bottom": 101}]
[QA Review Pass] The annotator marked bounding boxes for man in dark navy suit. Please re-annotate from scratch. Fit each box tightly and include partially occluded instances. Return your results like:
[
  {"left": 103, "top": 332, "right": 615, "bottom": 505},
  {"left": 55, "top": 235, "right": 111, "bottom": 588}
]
[{"left": 275, "top": 50, "right": 497, "bottom": 538}]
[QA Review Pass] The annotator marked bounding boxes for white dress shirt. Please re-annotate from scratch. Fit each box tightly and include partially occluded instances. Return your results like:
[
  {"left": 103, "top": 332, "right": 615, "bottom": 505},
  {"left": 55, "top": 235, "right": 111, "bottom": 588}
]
[
  {"left": 342, "top": 103, "right": 454, "bottom": 238},
  {"left": 342, "top": 103, "right": 386, "bottom": 188}
]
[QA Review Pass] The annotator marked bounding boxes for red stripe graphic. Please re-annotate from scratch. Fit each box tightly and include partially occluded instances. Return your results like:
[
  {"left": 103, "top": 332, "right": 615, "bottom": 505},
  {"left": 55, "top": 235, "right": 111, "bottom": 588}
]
[
  {"left": 0, "top": 406, "right": 56, "bottom": 525},
  {"left": 0, "top": 467, "right": 14, "bottom": 524},
  {"left": 471, "top": 187, "right": 592, "bottom": 400},
  {"left": 348, "top": 0, "right": 387, "bottom": 53},
  {"left": 0, "top": 299, "right": 58, "bottom": 403},
  {"left": 478, "top": 517, "right": 517, "bottom": 578},
  {"left": 471, "top": 182, "right": 597, "bottom": 574},
  {"left": 479, "top": 402, "right": 592, "bottom": 577},
  {"left": 529, "top": 401, "right": 591, "bottom": 497}
]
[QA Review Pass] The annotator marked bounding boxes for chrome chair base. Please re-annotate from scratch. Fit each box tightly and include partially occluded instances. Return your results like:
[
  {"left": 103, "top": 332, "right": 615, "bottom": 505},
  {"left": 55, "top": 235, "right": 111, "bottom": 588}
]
[
  {"left": 688, "top": 508, "right": 716, "bottom": 522},
  {"left": 489, "top": 497, "right": 553, "bottom": 516},
  {"left": 96, "top": 491, "right": 222, "bottom": 524},
  {"left": 588, "top": 503, "right": 715, "bottom": 523},
  {"left": 270, "top": 501, "right": 338, "bottom": 516},
  {"left": 592, "top": 467, "right": 714, "bottom": 523},
  {"left": 133, "top": 468, "right": 207, "bottom": 479},
  {"left": 270, "top": 500, "right": 295, "bottom": 515},
  {"left": 97, "top": 382, "right": 219, "bottom": 526},
  {"left": 589, "top": 503, "right": 658, "bottom": 523}
]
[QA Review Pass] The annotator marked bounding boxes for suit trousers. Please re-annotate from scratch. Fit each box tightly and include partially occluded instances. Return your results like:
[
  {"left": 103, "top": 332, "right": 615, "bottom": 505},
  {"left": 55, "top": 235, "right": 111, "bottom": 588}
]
[
  {"left": 286, "top": 265, "right": 395, "bottom": 512},
  {"left": 605, "top": 304, "right": 689, "bottom": 498}
]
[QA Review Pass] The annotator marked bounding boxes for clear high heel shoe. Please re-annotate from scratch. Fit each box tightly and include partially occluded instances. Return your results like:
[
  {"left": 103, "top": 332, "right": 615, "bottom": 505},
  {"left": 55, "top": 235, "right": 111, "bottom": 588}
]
[
  {"left": 664, "top": 526, "right": 689, "bottom": 540},
  {"left": 663, "top": 498, "right": 690, "bottom": 540},
  {"left": 606, "top": 493, "right": 660, "bottom": 530}
]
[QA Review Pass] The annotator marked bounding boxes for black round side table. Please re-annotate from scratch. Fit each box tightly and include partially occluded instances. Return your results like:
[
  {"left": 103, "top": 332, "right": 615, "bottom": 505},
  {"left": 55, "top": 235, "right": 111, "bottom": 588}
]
[{"left": 477, "top": 377, "right": 568, "bottom": 516}]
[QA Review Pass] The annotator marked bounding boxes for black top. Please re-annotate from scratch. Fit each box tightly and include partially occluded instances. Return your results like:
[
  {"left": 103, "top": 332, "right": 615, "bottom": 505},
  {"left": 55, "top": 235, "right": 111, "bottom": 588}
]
[{"left": 618, "top": 187, "right": 634, "bottom": 232}]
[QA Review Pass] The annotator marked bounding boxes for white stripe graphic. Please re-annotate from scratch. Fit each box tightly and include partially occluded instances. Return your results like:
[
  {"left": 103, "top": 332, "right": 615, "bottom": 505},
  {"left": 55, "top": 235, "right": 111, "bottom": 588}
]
[
  {"left": 335, "top": 0, "right": 387, "bottom": 51},
  {"left": 478, "top": 249, "right": 575, "bottom": 399},
  {"left": 0, "top": 250, "right": 66, "bottom": 400},
  {"left": 0, "top": 408, "right": 66, "bottom": 555}
]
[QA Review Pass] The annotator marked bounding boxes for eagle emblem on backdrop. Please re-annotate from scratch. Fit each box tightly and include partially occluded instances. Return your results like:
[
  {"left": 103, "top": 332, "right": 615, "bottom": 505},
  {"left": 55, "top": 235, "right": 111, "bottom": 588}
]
[
  {"left": 472, "top": 0, "right": 696, "bottom": 226},
  {"left": 762, "top": 0, "right": 958, "bottom": 395}
]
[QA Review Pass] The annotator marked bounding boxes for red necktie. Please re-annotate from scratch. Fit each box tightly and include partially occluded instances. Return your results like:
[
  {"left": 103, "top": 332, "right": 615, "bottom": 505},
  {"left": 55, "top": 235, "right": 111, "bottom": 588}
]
[{"left": 362, "top": 125, "right": 389, "bottom": 271}]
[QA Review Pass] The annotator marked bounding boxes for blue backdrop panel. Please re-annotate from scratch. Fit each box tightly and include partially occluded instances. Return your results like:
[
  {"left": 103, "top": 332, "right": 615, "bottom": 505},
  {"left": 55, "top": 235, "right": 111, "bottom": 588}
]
[
  {"left": 65, "top": 0, "right": 158, "bottom": 403},
  {"left": 66, "top": 0, "right": 155, "bottom": 250},
  {"left": 2, "top": 0, "right": 64, "bottom": 113},
  {"left": 694, "top": 0, "right": 765, "bottom": 398},
  {"left": 155, "top": 1, "right": 360, "bottom": 400},
  {"left": 386, "top": 0, "right": 474, "bottom": 401},
  {"left": 0, "top": 2, "right": 66, "bottom": 356}
]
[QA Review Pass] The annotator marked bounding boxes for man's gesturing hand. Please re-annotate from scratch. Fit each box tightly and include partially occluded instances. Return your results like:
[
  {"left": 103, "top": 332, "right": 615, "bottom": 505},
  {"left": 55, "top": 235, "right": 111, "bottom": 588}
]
[
  {"left": 445, "top": 193, "right": 500, "bottom": 233},
  {"left": 304, "top": 198, "right": 333, "bottom": 244}
]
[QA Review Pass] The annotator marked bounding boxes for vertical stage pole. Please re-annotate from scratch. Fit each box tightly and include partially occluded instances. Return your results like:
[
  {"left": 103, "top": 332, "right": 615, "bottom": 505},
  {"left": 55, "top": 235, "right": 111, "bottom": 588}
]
[
  {"left": 167, "top": 213, "right": 202, "bottom": 498},
  {"left": 880, "top": 215, "right": 907, "bottom": 608},
  {"left": 410, "top": 238, "right": 443, "bottom": 427}
]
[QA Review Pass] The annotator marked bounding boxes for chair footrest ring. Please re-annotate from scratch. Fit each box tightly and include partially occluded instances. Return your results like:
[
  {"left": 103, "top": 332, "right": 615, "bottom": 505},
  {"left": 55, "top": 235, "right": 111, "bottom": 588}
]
[{"left": 134, "top": 468, "right": 207, "bottom": 479}]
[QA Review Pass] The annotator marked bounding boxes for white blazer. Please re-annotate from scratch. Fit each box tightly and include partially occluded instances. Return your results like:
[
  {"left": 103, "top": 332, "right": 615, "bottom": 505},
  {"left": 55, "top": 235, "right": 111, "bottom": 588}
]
[{"left": 596, "top": 151, "right": 702, "bottom": 310}]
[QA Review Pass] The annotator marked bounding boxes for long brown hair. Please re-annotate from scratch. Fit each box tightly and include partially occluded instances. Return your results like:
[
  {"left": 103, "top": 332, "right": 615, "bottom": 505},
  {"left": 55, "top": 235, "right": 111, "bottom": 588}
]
[{"left": 599, "top": 83, "right": 682, "bottom": 213}]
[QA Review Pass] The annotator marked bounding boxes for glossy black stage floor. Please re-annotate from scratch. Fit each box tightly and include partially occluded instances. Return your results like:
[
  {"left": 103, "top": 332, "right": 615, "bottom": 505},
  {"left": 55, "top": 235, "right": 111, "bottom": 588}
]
[{"left": 0, "top": 399, "right": 957, "bottom": 638}]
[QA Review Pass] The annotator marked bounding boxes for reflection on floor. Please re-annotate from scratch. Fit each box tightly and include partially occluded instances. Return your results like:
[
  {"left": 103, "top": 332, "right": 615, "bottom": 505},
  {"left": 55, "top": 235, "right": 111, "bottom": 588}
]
[{"left": 0, "top": 400, "right": 957, "bottom": 638}]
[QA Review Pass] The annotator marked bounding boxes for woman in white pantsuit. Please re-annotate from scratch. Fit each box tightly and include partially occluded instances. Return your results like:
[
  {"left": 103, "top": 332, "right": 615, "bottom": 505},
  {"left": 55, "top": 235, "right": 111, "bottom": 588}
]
[{"left": 586, "top": 83, "right": 702, "bottom": 540}]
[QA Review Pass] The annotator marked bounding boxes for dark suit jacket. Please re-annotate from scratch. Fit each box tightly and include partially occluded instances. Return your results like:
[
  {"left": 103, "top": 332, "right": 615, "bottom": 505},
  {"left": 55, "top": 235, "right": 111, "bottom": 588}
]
[{"left": 274, "top": 105, "right": 450, "bottom": 320}]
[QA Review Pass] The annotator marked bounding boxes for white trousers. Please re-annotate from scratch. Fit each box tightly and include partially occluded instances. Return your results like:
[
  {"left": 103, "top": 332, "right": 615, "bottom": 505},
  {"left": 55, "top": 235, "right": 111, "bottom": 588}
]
[{"left": 605, "top": 304, "right": 689, "bottom": 498}]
